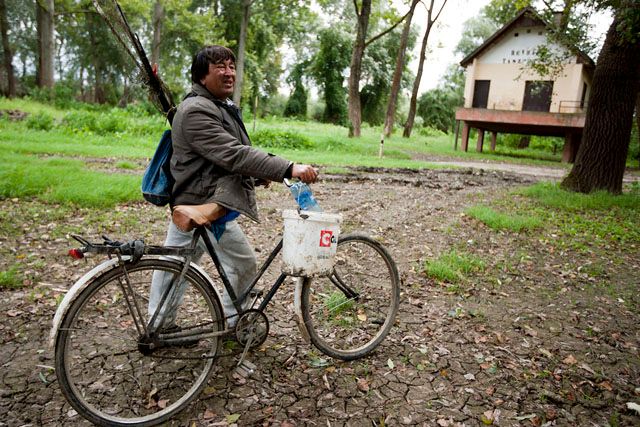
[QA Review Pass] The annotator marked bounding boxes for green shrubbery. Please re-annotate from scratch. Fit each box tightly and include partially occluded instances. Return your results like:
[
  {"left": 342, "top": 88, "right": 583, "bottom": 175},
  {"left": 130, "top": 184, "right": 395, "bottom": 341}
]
[
  {"left": 20, "top": 106, "right": 166, "bottom": 136},
  {"left": 26, "top": 112, "right": 55, "bottom": 131},
  {"left": 251, "top": 129, "right": 315, "bottom": 150}
]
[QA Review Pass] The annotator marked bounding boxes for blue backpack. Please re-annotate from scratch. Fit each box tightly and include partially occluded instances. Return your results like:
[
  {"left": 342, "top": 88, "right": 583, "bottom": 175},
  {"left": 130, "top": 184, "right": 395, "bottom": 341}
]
[{"left": 141, "top": 129, "right": 174, "bottom": 206}]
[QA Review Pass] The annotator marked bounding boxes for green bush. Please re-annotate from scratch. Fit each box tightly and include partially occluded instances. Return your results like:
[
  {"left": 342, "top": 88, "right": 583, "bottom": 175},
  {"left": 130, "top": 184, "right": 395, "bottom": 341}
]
[
  {"left": 96, "top": 112, "right": 126, "bottom": 134},
  {"left": 251, "top": 129, "right": 315, "bottom": 150},
  {"left": 60, "top": 111, "right": 98, "bottom": 133},
  {"left": 26, "top": 112, "right": 55, "bottom": 131},
  {"left": 418, "top": 126, "right": 446, "bottom": 137}
]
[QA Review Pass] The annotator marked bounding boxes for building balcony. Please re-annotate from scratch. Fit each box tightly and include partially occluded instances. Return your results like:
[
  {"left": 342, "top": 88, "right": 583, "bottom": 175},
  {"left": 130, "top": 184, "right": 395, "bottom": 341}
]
[
  {"left": 454, "top": 107, "right": 586, "bottom": 162},
  {"left": 455, "top": 107, "right": 585, "bottom": 136}
]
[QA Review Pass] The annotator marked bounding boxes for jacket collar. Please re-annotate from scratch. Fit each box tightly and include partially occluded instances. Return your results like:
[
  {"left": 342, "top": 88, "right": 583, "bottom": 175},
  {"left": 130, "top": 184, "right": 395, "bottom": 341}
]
[{"left": 190, "top": 83, "right": 233, "bottom": 105}]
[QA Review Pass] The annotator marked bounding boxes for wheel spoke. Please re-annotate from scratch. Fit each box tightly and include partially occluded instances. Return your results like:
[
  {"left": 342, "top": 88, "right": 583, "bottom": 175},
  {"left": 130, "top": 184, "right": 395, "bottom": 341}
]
[
  {"left": 55, "top": 259, "right": 223, "bottom": 426},
  {"left": 302, "top": 234, "right": 400, "bottom": 360}
]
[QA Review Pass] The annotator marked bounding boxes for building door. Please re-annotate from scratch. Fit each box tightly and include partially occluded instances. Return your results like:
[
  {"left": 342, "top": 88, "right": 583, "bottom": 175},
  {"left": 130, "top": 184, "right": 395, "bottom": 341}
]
[
  {"left": 523, "top": 81, "right": 553, "bottom": 112},
  {"left": 472, "top": 80, "right": 490, "bottom": 108}
]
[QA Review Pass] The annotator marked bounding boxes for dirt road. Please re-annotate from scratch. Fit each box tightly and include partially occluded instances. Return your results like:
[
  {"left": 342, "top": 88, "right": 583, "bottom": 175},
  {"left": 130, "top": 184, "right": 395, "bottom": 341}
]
[{"left": 1, "top": 166, "right": 638, "bottom": 426}]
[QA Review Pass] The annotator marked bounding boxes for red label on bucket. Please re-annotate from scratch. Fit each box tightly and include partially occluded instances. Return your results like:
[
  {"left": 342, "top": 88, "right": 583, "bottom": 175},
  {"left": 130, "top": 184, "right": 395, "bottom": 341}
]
[{"left": 319, "top": 230, "right": 333, "bottom": 247}]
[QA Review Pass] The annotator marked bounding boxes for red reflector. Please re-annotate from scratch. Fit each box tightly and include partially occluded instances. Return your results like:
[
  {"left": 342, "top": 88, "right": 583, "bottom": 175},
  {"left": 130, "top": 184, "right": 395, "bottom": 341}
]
[{"left": 68, "top": 249, "right": 84, "bottom": 259}]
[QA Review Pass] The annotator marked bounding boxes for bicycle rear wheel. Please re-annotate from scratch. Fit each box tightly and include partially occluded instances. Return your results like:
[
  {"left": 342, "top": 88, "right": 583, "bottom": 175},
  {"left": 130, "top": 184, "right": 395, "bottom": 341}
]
[
  {"left": 301, "top": 233, "right": 400, "bottom": 360},
  {"left": 55, "top": 258, "right": 223, "bottom": 427}
]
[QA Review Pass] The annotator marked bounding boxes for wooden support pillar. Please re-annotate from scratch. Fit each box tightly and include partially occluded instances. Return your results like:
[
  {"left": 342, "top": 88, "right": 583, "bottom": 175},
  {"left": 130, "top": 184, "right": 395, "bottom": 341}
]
[
  {"left": 562, "top": 132, "right": 581, "bottom": 163},
  {"left": 460, "top": 122, "right": 470, "bottom": 152},
  {"left": 454, "top": 120, "right": 460, "bottom": 151},
  {"left": 476, "top": 129, "right": 485, "bottom": 152},
  {"left": 490, "top": 131, "right": 497, "bottom": 151}
]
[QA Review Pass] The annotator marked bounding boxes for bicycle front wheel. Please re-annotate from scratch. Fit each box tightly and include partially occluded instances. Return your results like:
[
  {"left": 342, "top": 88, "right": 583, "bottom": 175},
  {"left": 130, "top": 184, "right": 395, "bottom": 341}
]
[
  {"left": 301, "top": 233, "right": 400, "bottom": 360},
  {"left": 54, "top": 258, "right": 224, "bottom": 427}
]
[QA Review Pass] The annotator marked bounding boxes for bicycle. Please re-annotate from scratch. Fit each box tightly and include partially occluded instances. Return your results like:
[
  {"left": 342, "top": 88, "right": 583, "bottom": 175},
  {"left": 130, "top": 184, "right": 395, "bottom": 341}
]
[{"left": 49, "top": 202, "right": 400, "bottom": 426}]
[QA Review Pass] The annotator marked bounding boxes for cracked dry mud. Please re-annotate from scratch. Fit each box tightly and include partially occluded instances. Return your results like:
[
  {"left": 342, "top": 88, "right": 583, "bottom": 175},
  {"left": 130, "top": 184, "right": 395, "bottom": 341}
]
[{"left": 0, "top": 166, "right": 638, "bottom": 426}]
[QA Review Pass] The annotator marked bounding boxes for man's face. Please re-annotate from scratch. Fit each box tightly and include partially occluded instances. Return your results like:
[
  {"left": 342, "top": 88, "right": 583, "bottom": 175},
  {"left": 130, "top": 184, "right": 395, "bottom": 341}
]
[{"left": 200, "top": 59, "right": 235, "bottom": 99}]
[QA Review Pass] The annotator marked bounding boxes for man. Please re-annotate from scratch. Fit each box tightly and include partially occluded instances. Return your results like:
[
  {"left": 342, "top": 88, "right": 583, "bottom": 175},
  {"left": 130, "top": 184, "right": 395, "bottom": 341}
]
[{"left": 149, "top": 45, "right": 317, "bottom": 330}]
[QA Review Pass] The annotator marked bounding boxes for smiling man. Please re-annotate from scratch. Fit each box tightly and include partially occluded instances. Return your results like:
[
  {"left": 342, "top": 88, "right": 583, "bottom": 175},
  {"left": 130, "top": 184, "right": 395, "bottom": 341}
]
[{"left": 149, "top": 45, "right": 317, "bottom": 330}]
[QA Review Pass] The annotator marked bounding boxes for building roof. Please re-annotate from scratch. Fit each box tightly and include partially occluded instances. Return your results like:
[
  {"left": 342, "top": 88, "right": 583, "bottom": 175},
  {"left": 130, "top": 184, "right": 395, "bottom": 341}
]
[{"left": 460, "top": 7, "right": 595, "bottom": 68}]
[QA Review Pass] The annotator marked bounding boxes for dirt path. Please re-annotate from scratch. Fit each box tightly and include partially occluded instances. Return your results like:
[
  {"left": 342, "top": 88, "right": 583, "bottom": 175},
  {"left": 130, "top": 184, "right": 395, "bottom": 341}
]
[{"left": 0, "top": 167, "right": 638, "bottom": 426}]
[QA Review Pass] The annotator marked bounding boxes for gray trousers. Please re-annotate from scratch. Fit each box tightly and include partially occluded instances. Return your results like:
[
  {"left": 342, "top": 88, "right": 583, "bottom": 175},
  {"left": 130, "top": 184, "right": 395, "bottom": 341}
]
[{"left": 148, "top": 220, "right": 257, "bottom": 328}]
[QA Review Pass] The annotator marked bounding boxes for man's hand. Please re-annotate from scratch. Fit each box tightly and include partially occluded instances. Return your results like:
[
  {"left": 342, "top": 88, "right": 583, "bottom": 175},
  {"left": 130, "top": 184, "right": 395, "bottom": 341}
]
[{"left": 291, "top": 164, "right": 319, "bottom": 183}]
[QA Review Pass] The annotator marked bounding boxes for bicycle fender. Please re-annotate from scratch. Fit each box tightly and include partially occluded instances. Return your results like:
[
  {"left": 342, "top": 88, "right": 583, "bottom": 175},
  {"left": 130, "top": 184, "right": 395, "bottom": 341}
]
[
  {"left": 48, "top": 256, "right": 223, "bottom": 349},
  {"left": 293, "top": 277, "right": 310, "bottom": 343},
  {"left": 49, "top": 257, "right": 128, "bottom": 349}
]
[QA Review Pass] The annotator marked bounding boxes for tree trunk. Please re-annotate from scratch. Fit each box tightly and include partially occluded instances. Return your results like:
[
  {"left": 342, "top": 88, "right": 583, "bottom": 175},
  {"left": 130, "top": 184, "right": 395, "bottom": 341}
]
[
  {"left": 151, "top": 1, "right": 164, "bottom": 66},
  {"left": 403, "top": 0, "right": 447, "bottom": 138},
  {"left": 561, "top": 12, "right": 640, "bottom": 194},
  {"left": 347, "top": 0, "right": 371, "bottom": 138},
  {"left": 0, "top": 0, "right": 16, "bottom": 97},
  {"left": 233, "top": 0, "right": 251, "bottom": 106},
  {"left": 36, "top": 0, "right": 55, "bottom": 88},
  {"left": 382, "top": 0, "right": 419, "bottom": 138},
  {"left": 636, "top": 93, "right": 640, "bottom": 168}
]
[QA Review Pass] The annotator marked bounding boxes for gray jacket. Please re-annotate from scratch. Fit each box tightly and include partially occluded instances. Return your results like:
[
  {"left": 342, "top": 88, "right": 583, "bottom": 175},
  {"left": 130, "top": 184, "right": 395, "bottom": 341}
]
[{"left": 170, "top": 83, "right": 291, "bottom": 221}]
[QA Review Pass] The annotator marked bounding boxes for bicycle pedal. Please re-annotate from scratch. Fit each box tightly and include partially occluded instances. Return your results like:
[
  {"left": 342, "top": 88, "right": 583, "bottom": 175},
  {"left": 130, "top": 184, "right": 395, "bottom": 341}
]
[{"left": 234, "top": 359, "right": 257, "bottom": 378}]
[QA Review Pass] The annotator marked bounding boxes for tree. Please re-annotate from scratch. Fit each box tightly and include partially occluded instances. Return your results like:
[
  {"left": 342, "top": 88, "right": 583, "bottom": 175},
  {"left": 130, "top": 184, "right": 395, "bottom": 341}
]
[
  {"left": 561, "top": 3, "right": 640, "bottom": 194},
  {"left": 347, "top": 0, "right": 371, "bottom": 137},
  {"left": 0, "top": 0, "right": 16, "bottom": 97},
  {"left": 382, "top": 0, "right": 419, "bottom": 137},
  {"left": 346, "top": 1, "right": 409, "bottom": 137},
  {"left": 311, "top": 28, "right": 351, "bottom": 125},
  {"left": 232, "top": 0, "right": 252, "bottom": 106},
  {"left": 417, "top": 83, "right": 463, "bottom": 133},
  {"left": 403, "top": 0, "right": 448, "bottom": 138},
  {"left": 150, "top": 0, "right": 163, "bottom": 66},
  {"left": 284, "top": 62, "right": 308, "bottom": 119},
  {"left": 36, "top": 0, "right": 55, "bottom": 88}
]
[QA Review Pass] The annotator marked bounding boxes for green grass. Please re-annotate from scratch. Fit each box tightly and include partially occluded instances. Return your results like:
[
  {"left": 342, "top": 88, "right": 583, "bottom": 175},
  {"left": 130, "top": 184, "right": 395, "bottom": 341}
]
[
  {"left": 325, "top": 291, "right": 354, "bottom": 316},
  {"left": 0, "top": 152, "right": 140, "bottom": 207},
  {"left": 465, "top": 205, "right": 542, "bottom": 232},
  {"left": 0, "top": 265, "right": 22, "bottom": 289},
  {"left": 425, "top": 250, "right": 485, "bottom": 284},
  {"left": 518, "top": 182, "right": 640, "bottom": 211}
]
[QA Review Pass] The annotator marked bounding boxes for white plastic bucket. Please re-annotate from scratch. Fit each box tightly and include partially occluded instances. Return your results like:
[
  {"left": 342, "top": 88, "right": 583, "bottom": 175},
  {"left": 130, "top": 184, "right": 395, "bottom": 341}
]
[{"left": 282, "top": 209, "right": 342, "bottom": 277}]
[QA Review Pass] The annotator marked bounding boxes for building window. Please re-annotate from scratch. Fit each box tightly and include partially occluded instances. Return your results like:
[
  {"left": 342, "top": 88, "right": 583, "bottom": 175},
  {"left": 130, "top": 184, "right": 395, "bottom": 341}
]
[{"left": 523, "top": 81, "right": 554, "bottom": 112}]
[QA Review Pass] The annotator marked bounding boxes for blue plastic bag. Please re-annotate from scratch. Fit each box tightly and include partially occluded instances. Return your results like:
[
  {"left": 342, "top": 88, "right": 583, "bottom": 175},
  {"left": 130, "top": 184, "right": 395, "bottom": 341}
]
[{"left": 141, "top": 129, "right": 174, "bottom": 206}]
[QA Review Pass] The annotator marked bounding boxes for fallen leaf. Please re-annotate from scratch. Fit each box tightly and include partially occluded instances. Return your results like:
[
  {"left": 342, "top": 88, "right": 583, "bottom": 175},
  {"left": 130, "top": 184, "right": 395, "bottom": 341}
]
[
  {"left": 387, "top": 358, "right": 395, "bottom": 369},
  {"left": 157, "top": 399, "right": 168, "bottom": 409},
  {"left": 626, "top": 402, "right": 640, "bottom": 414},
  {"left": 579, "top": 363, "right": 596, "bottom": 375},
  {"left": 514, "top": 414, "right": 536, "bottom": 421},
  {"left": 562, "top": 354, "right": 577, "bottom": 365},
  {"left": 7, "top": 310, "right": 22, "bottom": 317},
  {"left": 356, "top": 378, "right": 370, "bottom": 392},
  {"left": 203, "top": 409, "right": 216, "bottom": 420},
  {"left": 226, "top": 413, "right": 241, "bottom": 423},
  {"left": 538, "top": 348, "right": 553, "bottom": 358},
  {"left": 464, "top": 373, "right": 476, "bottom": 381},
  {"left": 545, "top": 407, "right": 557, "bottom": 421}
]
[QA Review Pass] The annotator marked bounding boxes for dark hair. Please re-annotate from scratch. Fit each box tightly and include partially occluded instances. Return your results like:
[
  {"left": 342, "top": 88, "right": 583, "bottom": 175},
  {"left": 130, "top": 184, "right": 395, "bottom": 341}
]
[{"left": 190, "top": 45, "right": 236, "bottom": 83}]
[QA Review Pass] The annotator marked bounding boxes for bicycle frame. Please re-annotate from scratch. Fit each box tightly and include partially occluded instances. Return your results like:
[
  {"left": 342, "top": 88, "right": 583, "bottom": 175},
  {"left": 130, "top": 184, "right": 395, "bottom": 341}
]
[{"left": 147, "top": 226, "right": 289, "bottom": 335}]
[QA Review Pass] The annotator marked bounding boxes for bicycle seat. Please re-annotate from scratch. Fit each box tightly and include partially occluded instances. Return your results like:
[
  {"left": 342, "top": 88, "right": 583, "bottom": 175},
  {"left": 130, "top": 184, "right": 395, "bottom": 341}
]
[{"left": 172, "top": 203, "right": 226, "bottom": 232}]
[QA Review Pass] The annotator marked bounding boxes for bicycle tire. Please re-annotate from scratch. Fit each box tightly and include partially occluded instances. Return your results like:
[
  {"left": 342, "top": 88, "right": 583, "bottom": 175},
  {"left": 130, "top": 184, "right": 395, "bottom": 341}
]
[
  {"left": 55, "top": 258, "right": 223, "bottom": 427},
  {"left": 301, "top": 233, "right": 400, "bottom": 360}
]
